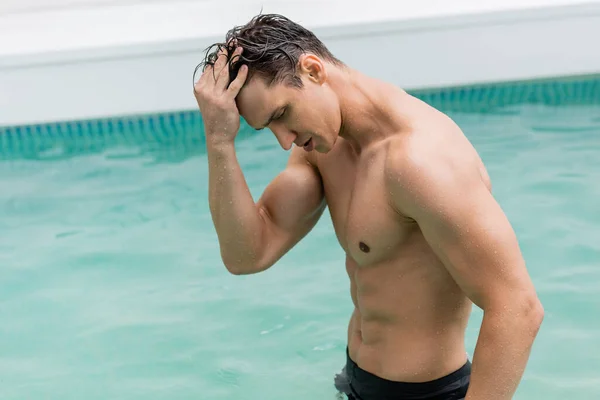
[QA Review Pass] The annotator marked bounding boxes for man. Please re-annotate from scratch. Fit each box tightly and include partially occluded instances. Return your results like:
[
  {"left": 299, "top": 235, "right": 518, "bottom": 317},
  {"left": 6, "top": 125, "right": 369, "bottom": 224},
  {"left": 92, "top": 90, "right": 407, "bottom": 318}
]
[{"left": 193, "top": 14, "right": 544, "bottom": 400}]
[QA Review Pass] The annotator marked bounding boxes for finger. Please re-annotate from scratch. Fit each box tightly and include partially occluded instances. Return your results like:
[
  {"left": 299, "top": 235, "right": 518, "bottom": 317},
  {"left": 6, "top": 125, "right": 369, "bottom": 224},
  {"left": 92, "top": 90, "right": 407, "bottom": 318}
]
[
  {"left": 192, "top": 61, "right": 203, "bottom": 89},
  {"left": 194, "top": 63, "right": 213, "bottom": 93},
  {"left": 212, "top": 47, "right": 230, "bottom": 75},
  {"left": 215, "top": 47, "right": 243, "bottom": 91},
  {"left": 226, "top": 63, "right": 248, "bottom": 98}
]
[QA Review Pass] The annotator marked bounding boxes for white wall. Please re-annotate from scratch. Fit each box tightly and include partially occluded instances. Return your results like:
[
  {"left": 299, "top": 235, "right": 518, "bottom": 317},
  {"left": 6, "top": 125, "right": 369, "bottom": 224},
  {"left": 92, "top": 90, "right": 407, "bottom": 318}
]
[
  {"left": 0, "top": 0, "right": 173, "bottom": 15},
  {"left": 1, "top": 0, "right": 599, "bottom": 127}
]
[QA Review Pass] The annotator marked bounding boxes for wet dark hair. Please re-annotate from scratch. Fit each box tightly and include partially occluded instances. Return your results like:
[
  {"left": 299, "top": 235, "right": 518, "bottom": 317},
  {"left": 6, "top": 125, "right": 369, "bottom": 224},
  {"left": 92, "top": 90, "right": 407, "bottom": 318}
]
[{"left": 193, "top": 13, "right": 343, "bottom": 89}]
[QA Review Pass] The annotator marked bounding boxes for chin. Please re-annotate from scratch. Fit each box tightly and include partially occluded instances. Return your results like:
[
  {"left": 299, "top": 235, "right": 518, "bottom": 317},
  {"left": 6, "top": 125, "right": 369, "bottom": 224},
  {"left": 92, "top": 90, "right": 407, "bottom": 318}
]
[
  {"left": 313, "top": 131, "right": 339, "bottom": 154},
  {"left": 316, "top": 139, "right": 334, "bottom": 154}
]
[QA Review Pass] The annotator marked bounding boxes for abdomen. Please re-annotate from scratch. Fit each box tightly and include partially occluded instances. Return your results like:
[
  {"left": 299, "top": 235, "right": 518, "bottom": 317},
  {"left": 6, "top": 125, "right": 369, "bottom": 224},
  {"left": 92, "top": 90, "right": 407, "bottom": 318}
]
[{"left": 345, "top": 238, "right": 472, "bottom": 381}]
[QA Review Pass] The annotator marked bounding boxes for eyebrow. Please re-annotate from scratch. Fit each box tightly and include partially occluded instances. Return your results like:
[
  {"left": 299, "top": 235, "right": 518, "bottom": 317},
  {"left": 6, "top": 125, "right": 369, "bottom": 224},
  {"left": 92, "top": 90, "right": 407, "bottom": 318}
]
[{"left": 255, "top": 108, "right": 280, "bottom": 131}]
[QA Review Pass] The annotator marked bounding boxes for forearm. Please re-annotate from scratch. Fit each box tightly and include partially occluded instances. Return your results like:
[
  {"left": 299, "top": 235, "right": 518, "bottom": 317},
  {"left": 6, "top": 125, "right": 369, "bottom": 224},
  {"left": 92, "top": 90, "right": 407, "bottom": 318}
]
[
  {"left": 466, "top": 300, "right": 544, "bottom": 400},
  {"left": 207, "top": 139, "right": 265, "bottom": 273}
]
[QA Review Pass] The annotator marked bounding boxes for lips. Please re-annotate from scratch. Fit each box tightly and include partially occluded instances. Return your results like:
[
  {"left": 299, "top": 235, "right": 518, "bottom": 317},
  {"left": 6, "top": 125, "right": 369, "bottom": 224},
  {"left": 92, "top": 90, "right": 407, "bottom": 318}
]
[{"left": 303, "top": 137, "right": 314, "bottom": 152}]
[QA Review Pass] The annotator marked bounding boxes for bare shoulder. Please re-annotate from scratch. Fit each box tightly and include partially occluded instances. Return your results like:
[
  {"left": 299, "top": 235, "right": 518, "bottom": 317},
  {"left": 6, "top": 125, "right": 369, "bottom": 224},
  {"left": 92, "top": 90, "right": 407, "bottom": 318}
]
[
  {"left": 384, "top": 124, "right": 490, "bottom": 218},
  {"left": 275, "top": 146, "right": 323, "bottom": 200},
  {"left": 384, "top": 115, "right": 538, "bottom": 312}
]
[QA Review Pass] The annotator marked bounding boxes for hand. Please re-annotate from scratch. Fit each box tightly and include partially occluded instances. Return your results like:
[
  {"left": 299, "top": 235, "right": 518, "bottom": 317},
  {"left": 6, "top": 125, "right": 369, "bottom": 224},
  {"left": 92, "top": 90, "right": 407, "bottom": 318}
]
[{"left": 193, "top": 46, "right": 248, "bottom": 146}]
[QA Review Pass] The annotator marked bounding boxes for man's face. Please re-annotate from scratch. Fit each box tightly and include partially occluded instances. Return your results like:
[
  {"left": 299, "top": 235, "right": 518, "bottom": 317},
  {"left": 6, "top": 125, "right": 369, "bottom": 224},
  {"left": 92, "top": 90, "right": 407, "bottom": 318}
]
[{"left": 236, "top": 55, "right": 341, "bottom": 153}]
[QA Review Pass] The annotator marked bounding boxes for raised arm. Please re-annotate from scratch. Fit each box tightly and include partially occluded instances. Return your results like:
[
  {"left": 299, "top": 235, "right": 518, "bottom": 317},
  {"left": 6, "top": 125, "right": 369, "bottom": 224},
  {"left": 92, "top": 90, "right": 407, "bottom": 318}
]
[
  {"left": 208, "top": 143, "right": 325, "bottom": 274},
  {"left": 195, "top": 46, "right": 325, "bottom": 275}
]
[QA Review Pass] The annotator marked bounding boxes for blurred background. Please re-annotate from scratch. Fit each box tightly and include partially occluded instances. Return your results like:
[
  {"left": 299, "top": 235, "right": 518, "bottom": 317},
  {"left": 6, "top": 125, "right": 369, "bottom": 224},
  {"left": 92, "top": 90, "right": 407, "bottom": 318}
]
[{"left": 1, "top": 1, "right": 599, "bottom": 399}]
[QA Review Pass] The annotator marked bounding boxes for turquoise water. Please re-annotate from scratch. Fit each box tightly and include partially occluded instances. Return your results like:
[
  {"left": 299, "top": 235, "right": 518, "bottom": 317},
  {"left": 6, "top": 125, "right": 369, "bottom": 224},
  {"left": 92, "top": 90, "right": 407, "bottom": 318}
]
[{"left": 1, "top": 77, "right": 600, "bottom": 399}]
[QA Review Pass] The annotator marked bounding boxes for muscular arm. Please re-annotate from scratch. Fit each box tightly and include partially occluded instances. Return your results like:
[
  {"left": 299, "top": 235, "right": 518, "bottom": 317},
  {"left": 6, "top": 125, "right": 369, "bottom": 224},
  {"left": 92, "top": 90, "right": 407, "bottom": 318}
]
[
  {"left": 386, "top": 142, "right": 544, "bottom": 400},
  {"left": 208, "top": 142, "right": 325, "bottom": 275}
]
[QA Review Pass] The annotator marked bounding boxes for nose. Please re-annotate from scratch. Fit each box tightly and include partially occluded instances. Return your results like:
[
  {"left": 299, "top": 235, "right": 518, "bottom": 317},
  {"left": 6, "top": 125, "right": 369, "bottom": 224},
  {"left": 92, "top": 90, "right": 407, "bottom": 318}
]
[{"left": 269, "top": 123, "right": 297, "bottom": 151}]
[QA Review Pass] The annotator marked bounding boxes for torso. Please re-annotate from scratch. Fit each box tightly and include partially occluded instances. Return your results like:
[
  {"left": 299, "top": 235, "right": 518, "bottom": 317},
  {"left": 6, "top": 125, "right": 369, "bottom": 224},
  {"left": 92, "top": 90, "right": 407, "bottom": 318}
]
[{"left": 308, "top": 91, "right": 491, "bottom": 382}]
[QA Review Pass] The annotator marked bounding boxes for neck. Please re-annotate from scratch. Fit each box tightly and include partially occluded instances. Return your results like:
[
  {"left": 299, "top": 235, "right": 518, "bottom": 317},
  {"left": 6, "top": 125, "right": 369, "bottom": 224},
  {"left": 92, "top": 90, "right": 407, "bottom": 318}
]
[{"left": 328, "top": 67, "right": 409, "bottom": 154}]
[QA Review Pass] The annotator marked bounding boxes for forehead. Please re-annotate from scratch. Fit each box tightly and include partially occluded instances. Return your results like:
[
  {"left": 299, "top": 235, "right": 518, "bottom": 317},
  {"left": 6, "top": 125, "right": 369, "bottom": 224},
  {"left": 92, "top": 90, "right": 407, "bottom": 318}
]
[{"left": 236, "top": 77, "right": 288, "bottom": 128}]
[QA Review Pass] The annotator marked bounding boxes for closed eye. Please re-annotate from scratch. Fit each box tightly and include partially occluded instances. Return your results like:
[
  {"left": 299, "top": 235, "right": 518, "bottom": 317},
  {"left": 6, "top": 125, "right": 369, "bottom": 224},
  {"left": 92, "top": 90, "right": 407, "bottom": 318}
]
[
  {"left": 255, "top": 106, "right": 288, "bottom": 131},
  {"left": 275, "top": 107, "right": 287, "bottom": 120}
]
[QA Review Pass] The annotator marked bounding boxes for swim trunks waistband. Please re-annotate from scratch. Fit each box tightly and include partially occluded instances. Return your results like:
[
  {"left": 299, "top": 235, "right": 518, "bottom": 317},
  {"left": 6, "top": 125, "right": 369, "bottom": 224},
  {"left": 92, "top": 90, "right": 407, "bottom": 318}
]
[{"left": 344, "top": 347, "right": 471, "bottom": 400}]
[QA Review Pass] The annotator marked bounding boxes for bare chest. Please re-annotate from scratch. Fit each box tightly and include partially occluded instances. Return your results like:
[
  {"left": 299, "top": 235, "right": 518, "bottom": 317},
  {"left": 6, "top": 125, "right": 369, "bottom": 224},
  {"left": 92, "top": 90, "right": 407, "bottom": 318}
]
[{"left": 317, "top": 144, "right": 414, "bottom": 265}]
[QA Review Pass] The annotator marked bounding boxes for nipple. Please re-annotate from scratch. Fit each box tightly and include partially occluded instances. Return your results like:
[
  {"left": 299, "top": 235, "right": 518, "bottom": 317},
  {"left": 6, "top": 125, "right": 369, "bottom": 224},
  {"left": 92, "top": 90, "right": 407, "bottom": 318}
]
[{"left": 359, "top": 241, "right": 370, "bottom": 253}]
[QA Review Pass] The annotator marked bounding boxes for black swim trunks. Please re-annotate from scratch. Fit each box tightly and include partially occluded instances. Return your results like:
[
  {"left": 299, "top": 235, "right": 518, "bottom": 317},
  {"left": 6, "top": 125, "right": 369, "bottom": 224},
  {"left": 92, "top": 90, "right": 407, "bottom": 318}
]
[{"left": 334, "top": 348, "right": 471, "bottom": 400}]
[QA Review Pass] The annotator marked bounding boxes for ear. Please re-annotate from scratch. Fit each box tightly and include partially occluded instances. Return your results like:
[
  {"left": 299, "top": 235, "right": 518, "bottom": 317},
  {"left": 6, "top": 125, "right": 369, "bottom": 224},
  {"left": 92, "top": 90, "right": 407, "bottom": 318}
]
[{"left": 298, "top": 54, "right": 327, "bottom": 84}]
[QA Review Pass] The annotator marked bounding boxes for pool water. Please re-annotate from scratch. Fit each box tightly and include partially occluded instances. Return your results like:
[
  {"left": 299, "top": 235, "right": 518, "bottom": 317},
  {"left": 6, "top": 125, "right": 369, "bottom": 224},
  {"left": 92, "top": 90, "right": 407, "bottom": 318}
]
[{"left": 1, "top": 77, "right": 599, "bottom": 399}]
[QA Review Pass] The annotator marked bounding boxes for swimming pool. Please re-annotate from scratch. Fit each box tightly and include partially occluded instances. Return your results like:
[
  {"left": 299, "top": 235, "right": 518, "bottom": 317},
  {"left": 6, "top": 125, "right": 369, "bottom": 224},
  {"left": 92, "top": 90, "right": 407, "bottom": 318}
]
[{"left": 1, "top": 75, "right": 599, "bottom": 399}]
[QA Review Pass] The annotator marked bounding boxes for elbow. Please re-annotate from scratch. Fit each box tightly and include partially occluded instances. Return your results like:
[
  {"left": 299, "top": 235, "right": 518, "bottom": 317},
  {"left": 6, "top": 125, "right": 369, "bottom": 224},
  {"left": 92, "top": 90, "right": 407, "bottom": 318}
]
[
  {"left": 222, "top": 255, "right": 266, "bottom": 276},
  {"left": 223, "top": 259, "right": 254, "bottom": 275},
  {"left": 226, "top": 267, "right": 247, "bottom": 276},
  {"left": 224, "top": 263, "right": 255, "bottom": 276},
  {"left": 528, "top": 296, "right": 545, "bottom": 332},
  {"left": 516, "top": 294, "right": 545, "bottom": 337},
  {"left": 486, "top": 293, "right": 544, "bottom": 335}
]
